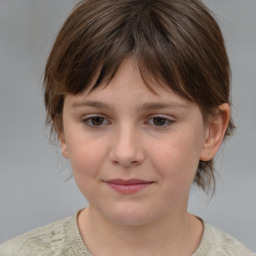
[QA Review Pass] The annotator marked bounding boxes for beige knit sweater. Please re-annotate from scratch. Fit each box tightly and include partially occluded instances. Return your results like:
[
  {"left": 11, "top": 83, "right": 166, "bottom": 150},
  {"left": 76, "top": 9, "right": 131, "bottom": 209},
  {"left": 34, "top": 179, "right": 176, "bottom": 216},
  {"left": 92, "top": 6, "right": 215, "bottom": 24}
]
[{"left": 0, "top": 213, "right": 255, "bottom": 256}]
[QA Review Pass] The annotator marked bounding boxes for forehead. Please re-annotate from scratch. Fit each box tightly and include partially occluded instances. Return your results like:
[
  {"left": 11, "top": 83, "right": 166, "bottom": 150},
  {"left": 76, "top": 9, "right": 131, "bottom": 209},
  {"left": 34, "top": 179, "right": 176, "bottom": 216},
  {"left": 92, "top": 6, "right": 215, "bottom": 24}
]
[{"left": 64, "top": 57, "right": 192, "bottom": 111}]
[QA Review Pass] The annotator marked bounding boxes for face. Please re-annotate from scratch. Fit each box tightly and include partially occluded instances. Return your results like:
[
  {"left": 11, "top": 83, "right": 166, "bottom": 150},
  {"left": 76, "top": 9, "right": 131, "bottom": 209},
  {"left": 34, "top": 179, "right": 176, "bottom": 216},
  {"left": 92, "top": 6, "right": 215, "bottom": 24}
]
[{"left": 60, "top": 57, "right": 210, "bottom": 226}]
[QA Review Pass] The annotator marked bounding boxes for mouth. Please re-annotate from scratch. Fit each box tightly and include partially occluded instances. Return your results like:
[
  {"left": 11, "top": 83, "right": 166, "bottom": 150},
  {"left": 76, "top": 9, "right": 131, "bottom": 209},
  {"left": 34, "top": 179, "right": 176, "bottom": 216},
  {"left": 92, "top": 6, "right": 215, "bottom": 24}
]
[{"left": 104, "top": 179, "right": 155, "bottom": 194}]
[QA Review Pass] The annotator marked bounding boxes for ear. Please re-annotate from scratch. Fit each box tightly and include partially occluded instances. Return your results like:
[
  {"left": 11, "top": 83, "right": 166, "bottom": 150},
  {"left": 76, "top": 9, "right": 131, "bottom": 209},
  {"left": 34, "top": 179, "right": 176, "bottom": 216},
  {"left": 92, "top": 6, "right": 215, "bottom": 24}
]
[
  {"left": 59, "top": 132, "right": 70, "bottom": 159},
  {"left": 200, "top": 103, "right": 230, "bottom": 161}
]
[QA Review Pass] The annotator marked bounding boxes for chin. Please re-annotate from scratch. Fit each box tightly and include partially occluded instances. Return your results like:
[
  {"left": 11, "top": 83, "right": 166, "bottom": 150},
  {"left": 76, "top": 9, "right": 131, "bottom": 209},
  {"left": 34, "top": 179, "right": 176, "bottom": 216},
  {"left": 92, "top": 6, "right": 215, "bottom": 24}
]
[{"left": 104, "top": 203, "right": 157, "bottom": 227}]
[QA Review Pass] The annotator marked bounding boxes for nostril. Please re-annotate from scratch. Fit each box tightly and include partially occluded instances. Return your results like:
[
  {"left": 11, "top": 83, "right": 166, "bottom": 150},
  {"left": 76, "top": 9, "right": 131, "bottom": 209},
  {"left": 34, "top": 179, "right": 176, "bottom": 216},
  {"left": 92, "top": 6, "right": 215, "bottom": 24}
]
[
  {"left": 110, "top": 158, "right": 142, "bottom": 168},
  {"left": 112, "top": 160, "right": 120, "bottom": 166}
]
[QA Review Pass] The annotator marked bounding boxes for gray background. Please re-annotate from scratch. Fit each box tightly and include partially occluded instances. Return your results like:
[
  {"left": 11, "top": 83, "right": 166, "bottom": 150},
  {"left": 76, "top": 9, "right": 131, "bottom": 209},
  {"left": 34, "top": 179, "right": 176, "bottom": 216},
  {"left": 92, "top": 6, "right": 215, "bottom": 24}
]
[{"left": 0, "top": 0, "right": 255, "bottom": 252}]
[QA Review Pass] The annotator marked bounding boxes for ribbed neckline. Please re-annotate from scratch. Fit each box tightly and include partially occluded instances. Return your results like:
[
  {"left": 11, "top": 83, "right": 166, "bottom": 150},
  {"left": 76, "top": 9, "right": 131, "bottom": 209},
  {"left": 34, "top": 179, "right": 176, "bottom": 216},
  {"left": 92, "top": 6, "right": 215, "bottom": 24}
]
[
  {"left": 64, "top": 212, "right": 210, "bottom": 256},
  {"left": 192, "top": 222, "right": 212, "bottom": 255},
  {"left": 64, "top": 212, "right": 93, "bottom": 256}
]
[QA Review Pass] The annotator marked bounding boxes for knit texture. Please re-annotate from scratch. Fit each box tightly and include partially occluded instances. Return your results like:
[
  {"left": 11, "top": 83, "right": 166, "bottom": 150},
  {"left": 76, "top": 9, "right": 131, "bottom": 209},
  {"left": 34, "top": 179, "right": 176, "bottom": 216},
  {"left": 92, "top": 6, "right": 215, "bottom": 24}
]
[{"left": 0, "top": 213, "right": 255, "bottom": 256}]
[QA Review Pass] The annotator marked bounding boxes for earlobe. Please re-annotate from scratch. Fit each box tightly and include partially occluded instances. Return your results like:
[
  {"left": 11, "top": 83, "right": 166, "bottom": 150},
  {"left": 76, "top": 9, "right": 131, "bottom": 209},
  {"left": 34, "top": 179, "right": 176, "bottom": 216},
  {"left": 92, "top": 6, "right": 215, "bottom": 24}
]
[
  {"left": 59, "top": 133, "right": 70, "bottom": 159},
  {"left": 200, "top": 103, "right": 230, "bottom": 161}
]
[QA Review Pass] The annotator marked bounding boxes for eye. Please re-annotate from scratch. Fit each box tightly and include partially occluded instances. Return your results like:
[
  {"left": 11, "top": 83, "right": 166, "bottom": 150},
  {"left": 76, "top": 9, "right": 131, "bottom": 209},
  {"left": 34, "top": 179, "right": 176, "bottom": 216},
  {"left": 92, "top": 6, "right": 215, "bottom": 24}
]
[
  {"left": 83, "top": 116, "right": 109, "bottom": 127},
  {"left": 148, "top": 116, "right": 173, "bottom": 127}
]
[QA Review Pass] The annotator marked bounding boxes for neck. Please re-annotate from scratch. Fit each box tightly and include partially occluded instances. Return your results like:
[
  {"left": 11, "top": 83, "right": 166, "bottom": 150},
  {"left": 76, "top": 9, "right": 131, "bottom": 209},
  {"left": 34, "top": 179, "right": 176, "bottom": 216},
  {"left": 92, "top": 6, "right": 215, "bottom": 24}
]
[{"left": 78, "top": 205, "right": 203, "bottom": 256}]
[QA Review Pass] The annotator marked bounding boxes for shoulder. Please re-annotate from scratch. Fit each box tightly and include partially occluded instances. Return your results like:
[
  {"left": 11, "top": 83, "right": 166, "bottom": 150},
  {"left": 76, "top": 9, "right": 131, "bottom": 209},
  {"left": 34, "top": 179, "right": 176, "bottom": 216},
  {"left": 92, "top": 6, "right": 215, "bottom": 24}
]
[
  {"left": 193, "top": 222, "right": 256, "bottom": 256},
  {"left": 0, "top": 215, "right": 78, "bottom": 256}
]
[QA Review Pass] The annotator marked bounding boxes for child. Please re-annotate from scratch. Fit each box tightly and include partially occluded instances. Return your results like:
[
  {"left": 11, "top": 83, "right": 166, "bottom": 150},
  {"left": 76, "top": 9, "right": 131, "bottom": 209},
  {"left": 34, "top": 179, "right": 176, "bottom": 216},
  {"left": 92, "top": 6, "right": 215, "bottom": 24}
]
[{"left": 0, "top": 0, "right": 255, "bottom": 255}]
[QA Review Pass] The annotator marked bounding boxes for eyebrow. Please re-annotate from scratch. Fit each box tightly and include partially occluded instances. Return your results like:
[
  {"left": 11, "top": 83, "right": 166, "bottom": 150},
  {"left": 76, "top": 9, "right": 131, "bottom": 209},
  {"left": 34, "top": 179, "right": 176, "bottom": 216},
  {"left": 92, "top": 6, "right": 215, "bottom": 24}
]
[
  {"left": 72, "top": 100, "right": 111, "bottom": 109},
  {"left": 138, "top": 102, "right": 187, "bottom": 111},
  {"left": 71, "top": 100, "right": 188, "bottom": 110}
]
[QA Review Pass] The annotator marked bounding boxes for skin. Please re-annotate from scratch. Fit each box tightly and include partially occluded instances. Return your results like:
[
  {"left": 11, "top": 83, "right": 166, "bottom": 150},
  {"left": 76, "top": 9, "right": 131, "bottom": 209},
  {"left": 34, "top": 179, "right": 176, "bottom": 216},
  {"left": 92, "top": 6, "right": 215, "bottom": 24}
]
[{"left": 60, "top": 57, "right": 230, "bottom": 255}]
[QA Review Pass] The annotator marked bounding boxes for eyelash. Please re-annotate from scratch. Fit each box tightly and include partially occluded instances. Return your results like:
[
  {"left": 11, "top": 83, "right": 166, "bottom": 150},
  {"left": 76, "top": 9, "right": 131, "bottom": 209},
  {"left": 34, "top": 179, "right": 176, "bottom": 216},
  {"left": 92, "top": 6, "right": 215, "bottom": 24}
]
[
  {"left": 82, "top": 115, "right": 174, "bottom": 129},
  {"left": 146, "top": 116, "right": 174, "bottom": 127},
  {"left": 82, "top": 116, "right": 110, "bottom": 128}
]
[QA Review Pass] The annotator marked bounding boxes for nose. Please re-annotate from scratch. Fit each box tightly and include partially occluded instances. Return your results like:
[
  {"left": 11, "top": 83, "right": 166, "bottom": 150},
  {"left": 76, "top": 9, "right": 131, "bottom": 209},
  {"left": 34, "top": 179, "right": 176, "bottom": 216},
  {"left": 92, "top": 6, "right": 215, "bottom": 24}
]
[{"left": 109, "top": 126, "right": 145, "bottom": 168}]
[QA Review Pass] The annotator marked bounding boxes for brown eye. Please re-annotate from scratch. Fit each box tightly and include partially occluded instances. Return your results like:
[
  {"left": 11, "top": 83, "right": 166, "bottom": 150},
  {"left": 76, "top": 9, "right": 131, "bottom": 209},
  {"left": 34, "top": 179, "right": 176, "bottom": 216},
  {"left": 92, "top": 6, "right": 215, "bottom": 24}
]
[
  {"left": 90, "top": 117, "right": 105, "bottom": 126},
  {"left": 152, "top": 117, "right": 168, "bottom": 126},
  {"left": 83, "top": 116, "right": 108, "bottom": 128},
  {"left": 83, "top": 115, "right": 111, "bottom": 129}
]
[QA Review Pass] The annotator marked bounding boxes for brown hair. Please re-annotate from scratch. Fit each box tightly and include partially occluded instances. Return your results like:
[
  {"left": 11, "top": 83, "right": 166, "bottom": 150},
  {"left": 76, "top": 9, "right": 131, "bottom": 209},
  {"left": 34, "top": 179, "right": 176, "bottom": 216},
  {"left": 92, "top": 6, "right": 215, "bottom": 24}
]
[{"left": 44, "top": 0, "right": 235, "bottom": 192}]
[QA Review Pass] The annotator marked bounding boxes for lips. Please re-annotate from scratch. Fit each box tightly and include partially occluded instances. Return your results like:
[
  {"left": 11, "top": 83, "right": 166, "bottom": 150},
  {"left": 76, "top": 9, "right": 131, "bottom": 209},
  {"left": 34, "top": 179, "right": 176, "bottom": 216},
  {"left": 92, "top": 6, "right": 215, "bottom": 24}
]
[{"left": 104, "top": 179, "right": 154, "bottom": 194}]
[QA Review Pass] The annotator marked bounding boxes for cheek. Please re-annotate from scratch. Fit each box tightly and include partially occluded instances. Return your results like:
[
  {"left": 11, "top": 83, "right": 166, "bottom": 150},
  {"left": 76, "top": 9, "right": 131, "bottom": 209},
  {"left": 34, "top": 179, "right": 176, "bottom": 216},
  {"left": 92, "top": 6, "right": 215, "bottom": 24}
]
[
  {"left": 67, "top": 136, "right": 107, "bottom": 178},
  {"left": 149, "top": 134, "right": 202, "bottom": 185},
  {"left": 67, "top": 139, "right": 107, "bottom": 199}
]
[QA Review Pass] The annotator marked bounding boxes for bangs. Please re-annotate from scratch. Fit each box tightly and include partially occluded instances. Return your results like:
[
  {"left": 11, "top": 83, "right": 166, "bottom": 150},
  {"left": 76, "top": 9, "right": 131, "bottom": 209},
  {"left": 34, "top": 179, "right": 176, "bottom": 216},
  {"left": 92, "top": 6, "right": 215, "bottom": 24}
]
[{"left": 48, "top": 0, "right": 206, "bottom": 102}]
